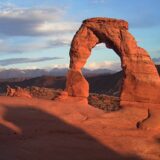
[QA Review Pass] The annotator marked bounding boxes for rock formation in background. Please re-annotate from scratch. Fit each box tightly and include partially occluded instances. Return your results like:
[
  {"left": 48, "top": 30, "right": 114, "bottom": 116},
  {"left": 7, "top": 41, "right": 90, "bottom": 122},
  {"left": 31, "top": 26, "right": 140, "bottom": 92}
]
[
  {"left": 6, "top": 85, "right": 32, "bottom": 98},
  {"left": 66, "top": 17, "right": 160, "bottom": 107}
]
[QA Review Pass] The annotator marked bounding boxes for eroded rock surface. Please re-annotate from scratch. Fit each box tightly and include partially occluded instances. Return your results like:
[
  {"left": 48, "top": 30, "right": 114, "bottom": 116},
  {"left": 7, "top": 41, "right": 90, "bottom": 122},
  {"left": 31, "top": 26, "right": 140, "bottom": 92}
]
[
  {"left": 66, "top": 17, "right": 160, "bottom": 106},
  {"left": 6, "top": 86, "right": 32, "bottom": 98},
  {"left": 66, "top": 69, "right": 89, "bottom": 97}
]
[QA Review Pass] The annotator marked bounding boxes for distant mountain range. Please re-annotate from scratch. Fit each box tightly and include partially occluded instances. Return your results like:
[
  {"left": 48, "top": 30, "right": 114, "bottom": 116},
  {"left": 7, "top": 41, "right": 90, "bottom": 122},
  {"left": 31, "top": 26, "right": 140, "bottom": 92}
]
[
  {"left": 0, "top": 71, "right": 122, "bottom": 96},
  {"left": 0, "top": 65, "right": 159, "bottom": 96},
  {"left": 0, "top": 68, "right": 115, "bottom": 80}
]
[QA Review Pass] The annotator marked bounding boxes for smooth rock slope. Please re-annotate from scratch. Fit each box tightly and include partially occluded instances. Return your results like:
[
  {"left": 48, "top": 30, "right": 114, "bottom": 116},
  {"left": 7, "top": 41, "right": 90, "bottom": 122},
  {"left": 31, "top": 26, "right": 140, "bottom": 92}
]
[{"left": 0, "top": 96, "right": 160, "bottom": 160}]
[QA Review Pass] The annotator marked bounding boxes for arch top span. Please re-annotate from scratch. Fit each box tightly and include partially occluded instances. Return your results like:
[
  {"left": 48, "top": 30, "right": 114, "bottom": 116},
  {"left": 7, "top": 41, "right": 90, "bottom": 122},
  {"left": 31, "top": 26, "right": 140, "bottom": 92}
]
[
  {"left": 69, "top": 17, "right": 130, "bottom": 70},
  {"left": 66, "top": 17, "right": 160, "bottom": 106},
  {"left": 83, "top": 17, "right": 128, "bottom": 30}
]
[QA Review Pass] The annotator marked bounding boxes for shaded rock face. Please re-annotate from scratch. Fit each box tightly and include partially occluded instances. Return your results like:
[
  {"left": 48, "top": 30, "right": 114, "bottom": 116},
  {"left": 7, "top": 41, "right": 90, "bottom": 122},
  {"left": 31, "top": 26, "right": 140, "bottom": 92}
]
[{"left": 66, "top": 17, "right": 160, "bottom": 105}]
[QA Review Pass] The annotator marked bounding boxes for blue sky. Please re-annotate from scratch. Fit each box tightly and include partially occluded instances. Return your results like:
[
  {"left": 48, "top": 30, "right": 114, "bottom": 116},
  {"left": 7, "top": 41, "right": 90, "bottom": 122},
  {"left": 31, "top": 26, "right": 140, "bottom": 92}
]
[{"left": 0, "top": 0, "right": 160, "bottom": 70}]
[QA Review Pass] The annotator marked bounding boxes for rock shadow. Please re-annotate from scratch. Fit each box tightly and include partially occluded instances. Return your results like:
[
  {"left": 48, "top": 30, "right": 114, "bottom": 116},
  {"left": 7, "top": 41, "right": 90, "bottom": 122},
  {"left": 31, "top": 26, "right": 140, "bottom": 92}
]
[{"left": 0, "top": 105, "right": 141, "bottom": 160}]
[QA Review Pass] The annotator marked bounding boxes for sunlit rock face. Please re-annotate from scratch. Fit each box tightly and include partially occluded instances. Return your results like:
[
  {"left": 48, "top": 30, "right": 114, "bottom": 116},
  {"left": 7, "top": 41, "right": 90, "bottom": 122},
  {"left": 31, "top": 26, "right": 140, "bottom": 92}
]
[{"left": 66, "top": 17, "right": 160, "bottom": 105}]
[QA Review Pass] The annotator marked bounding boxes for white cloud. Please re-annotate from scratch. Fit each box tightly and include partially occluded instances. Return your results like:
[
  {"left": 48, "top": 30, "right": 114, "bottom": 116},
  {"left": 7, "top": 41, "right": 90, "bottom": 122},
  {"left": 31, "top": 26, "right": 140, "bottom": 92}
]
[
  {"left": 51, "top": 64, "right": 69, "bottom": 69},
  {"left": 0, "top": 34, "right": 74, "bottom": 53},
  {"left": 0, "top": 2, "right": 63, "bottom": 20},
  {"left": 23, "top": 65, "right": 39, "bottom": 70},
  {"left": 86, "top": 61, "right": 121, "bottom": 71},
  {"left": 0, "top": 57, "right": 63, "bottom": 66},
  {"left": 0, "top": 3, "right": 80, "bottom": 37},
  {"left": 0, "top": 3, "right": 81, "bottom": 54},
  {"left": 35, "top": 22, "right": 80, "bottom": 34},
  {"left": 45, "top": 61, "right": 121, "bottom": 71}
]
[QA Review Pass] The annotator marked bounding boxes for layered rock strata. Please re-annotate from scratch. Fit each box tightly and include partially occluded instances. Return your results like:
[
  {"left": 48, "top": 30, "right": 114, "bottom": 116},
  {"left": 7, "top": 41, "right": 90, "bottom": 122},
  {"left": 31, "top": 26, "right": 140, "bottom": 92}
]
[{"left": 66, "top": 17, "right": 160, "bottom": 106}]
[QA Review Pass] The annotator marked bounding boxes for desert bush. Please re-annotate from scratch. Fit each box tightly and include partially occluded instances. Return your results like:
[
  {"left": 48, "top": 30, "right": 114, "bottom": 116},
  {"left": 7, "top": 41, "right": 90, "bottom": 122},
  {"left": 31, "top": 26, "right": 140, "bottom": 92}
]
[
  {"left": 26, "top": 86, "right": 61, "bottom": 99},
  {"left": 88, "top": 93, "right": 120, "bottom": 112}
]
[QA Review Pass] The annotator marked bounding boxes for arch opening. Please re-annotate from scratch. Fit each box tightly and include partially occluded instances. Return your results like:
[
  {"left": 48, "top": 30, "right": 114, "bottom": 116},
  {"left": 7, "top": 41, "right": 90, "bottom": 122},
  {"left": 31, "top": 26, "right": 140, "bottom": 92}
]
[
  {"left": 84, "top": 42, "right": 122, "bottom": 96},
  {"left": 84, "top": 43, "right": 122, "bottom": 111}
]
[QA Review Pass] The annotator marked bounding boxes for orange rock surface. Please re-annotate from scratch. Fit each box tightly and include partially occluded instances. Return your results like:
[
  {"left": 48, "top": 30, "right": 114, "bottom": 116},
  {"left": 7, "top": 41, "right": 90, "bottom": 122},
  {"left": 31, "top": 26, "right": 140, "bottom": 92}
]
[
  {"left": 0, "top": 97, "right": 160, "bottom": 160},
  {"left": 66, "top": 17, "right": 160, "bottom": 106},
  {"left": 66, "top": 69, "right": 89, "bottom": 97}
]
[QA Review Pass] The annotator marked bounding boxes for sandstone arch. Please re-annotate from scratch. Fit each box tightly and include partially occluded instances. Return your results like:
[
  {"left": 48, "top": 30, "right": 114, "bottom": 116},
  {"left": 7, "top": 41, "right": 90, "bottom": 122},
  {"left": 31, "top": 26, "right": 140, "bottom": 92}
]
[{"left": 66, "top": 17, "right": 160, "bottom": 107}]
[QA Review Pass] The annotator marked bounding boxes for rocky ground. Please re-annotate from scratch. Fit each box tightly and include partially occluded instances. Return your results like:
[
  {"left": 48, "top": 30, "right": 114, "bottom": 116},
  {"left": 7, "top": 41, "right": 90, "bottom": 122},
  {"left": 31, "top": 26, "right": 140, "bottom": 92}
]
[
  {"left": 28, "top": 87, "right": 120, "bottom": 112},
  {"left": 26, "top": 86, "right": 61, "bottom": 100},
  {"left": 1, "top": 86, "right": 121, "bottom": 112},
  {"left": 0, "top": 96, "right": 160, "bottom": 160}
]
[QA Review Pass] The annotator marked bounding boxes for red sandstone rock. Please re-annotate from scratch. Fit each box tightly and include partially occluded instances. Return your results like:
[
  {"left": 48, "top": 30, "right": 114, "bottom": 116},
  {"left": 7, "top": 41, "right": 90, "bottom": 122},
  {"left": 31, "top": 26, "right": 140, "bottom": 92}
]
[
  {"left": 1, "top": 96, "right": 160, "bottom": 159},
  {"left": 66, "top": 17, "right": 160, "bottom": 106},
  {"left": 137, "top": 108, "right": 160, "bottom": 130},
  {"left": 66, "top": 69, "right": 89, "bottom": 97}
]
